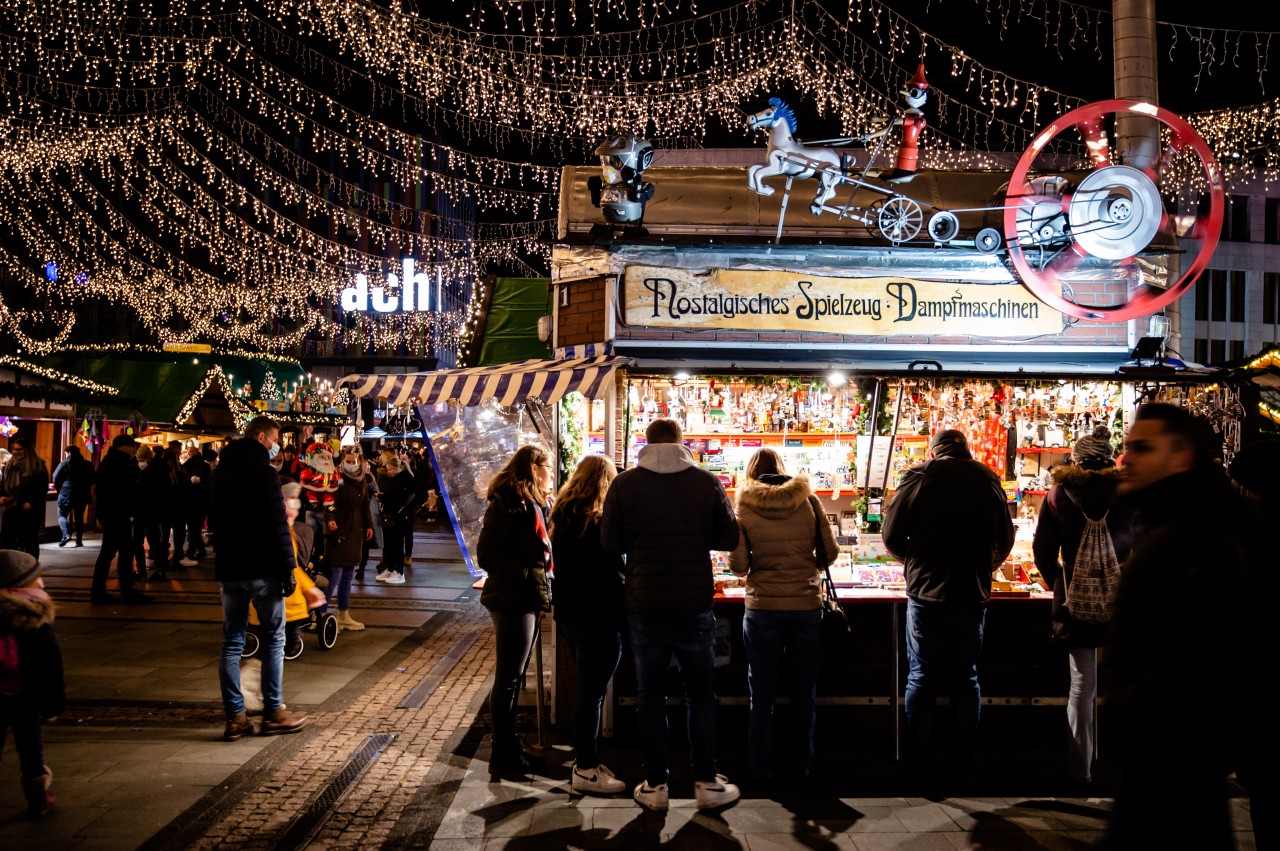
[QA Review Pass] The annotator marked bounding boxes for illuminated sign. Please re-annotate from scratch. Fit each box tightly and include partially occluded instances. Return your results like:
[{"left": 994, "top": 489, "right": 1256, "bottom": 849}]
[
  {"left": 622, "top": 265, "right": 1062, "bottom": 337},
  {"left": 341, "top": 259, "right": 444, "bottom": 313}
]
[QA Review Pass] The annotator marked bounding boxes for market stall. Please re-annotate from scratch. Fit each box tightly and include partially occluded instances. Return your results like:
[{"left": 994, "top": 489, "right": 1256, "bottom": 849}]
[{"left": 546, "top": 153, "right": 1241, "bottom": 742}]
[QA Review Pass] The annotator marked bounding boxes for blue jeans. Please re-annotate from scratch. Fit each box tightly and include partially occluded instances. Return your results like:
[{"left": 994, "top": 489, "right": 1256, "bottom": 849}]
[
  {"left": 330, "top": 565, "right": 355, "bottom": 610},
  {"left": 743, "top": 608, "right": 822, "bottom": 781},
  {"left": 628, "top": 611, "right": 719, "bottom": 786},
  {"left": 219, "top": 579, "right": 286, "bottom": 715},
  {"left": 905, "top": 598, "right": 986, "bottom": 777},
  {"left": 558, "top": 621, "right": 623, "bottom": 770}
]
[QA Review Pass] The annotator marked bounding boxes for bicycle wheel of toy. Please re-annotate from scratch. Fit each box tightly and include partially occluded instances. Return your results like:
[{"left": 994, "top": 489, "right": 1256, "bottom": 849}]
[
  {"left": 877, "top": 196, "right": 924, "bottom": 244},
  {"left": 1003, "top": 99, "right": 1223, "bottom": 321},
  {"left": 319, "top": 614, "right": 338, "bottom": 650}
]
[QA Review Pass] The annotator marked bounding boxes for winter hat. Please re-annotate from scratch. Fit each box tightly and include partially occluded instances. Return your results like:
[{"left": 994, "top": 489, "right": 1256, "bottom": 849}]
[
  {"left": 930, "top": 429, "right": 971, "bottom": 459},
  {"left": 0, "top": 550, "right": 41, "bottom": 589},
  {"left": 1072, "top": 426, "right": 1114, "bottom": 469},
  {"left": 1229, "top": 440, "right": 1280, "bottom": 501},
  {"left": 282, "top": 482, "right": 302, "bottom": 501}
]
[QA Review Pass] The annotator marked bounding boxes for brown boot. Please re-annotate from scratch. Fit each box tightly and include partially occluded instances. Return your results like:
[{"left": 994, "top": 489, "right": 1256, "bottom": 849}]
[
  {"left": 260, "top": 706, "right": 308, "bottom": 736},
  {"left": 223, "top": 712, "right": 255, "bottom": 741},
  {"left": 23, "top": 766, "right": 55, "bottom": 819}
]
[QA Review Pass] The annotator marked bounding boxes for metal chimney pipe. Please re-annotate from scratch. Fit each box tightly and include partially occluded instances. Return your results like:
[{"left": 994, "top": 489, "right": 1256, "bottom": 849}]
[
  {"left": 1113, "top": 0, "right": 1159, "bottom": 170},
  {"left": 1113, "top": 0, "right": 1169, "bottom": 353}
]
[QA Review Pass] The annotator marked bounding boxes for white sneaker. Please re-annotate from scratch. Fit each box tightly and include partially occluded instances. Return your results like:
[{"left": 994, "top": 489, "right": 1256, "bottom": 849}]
[
  {"left": 375, "top": 570, "right": 393, "bottom": 582},
  {"left": 178, "top": 558, "right": 199, "bottom": 567},
  {"left": 632, "top": 780, "right": 669, "bottom": 811},
  {"left": 384, "top": 573, "right": 406, "bottom": 585},
  {"left": 694, "top": 774, "right": 741, "bottom": 809},
  {"left": 571, "top": 763, "right": 626, "bottom": 796}
]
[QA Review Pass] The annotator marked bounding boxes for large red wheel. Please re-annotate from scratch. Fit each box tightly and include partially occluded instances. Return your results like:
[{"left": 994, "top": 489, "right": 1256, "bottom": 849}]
[{"left": 1003, "top": 99, "right": 1223, "bottom": 322}]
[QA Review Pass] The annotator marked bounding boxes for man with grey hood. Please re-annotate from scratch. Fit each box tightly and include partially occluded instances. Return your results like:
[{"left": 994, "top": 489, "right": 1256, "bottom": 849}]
[{"left": 601, "top": 418, "right": 741, "bottom": 811}]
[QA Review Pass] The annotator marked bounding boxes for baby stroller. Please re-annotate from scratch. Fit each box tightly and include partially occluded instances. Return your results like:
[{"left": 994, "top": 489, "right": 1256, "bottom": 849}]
[{"left": 243, "top": 562, "right": 338, "bottom": 660}]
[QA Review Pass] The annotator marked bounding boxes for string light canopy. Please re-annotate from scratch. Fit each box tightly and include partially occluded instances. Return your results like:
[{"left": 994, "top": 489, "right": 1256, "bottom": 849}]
[{"left": 1, "top": 0, "right": 1278, "bottom": 359}]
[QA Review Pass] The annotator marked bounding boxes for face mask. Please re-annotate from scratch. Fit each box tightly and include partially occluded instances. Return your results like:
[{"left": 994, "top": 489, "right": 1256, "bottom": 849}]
[
  {"left": 286, "top": 498, "right": 302, "bottom": 510},
  {"left": 341, "top": 462, "right": 361, "bottom": 476},
  {"left": 268, "top": 441, "right": 280, "bottom": 460}
]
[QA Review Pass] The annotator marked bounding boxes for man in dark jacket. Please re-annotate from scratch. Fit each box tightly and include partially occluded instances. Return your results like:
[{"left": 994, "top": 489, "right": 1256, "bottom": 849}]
[
  {"left": 52, "top": 446, "right": 94, "bottom": 547},
  {"left": 1106, "top": 404, "right": 1248, "bottom": 850},
  {"left": 600, "top": 418, "right": 741, "bottom": 811},
  {"left": 90, "top": 435, "right": 143, "bottom": 604},
  {"left": 882, "top": 429, "right": 1014, "bottom": 785},
  {"left": 209, "top": 416, "right": 307, "bottom": 741}
]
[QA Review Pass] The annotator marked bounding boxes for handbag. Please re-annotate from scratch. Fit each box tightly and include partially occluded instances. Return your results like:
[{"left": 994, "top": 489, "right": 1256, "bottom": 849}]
[{"left": 811, "top": 496, "right": 851, "bottom": 642}]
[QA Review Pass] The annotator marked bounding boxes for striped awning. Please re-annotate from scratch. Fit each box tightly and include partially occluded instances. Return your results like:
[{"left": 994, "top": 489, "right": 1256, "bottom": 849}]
[{"left": 340, "top": 353, "right": 623, "bottom": 408}]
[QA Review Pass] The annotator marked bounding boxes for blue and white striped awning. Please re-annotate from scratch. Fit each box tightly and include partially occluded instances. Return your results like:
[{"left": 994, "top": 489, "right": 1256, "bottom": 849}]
[{"left": 341, "top": 353, "right": 623, "bottom": 408}]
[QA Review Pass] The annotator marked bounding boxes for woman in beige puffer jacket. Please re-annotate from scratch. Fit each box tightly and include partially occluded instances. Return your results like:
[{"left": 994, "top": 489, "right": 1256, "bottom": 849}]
[{"left": 729, "top": 449, "right": 839, "bottom": 785}]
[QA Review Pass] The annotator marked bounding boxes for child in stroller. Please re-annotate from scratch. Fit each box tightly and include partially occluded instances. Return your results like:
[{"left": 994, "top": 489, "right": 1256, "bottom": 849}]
[{"left": 243, "top": 483, "right": 338, "bottom": 660}]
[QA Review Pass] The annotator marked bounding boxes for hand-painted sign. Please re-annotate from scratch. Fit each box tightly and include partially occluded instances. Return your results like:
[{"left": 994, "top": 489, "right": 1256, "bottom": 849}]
[{"left": 622, "top": 265, "right": 1061, "bottom": 337}]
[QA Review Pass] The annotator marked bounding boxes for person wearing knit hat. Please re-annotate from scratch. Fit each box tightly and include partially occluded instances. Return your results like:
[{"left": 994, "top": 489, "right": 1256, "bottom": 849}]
[
  {"left": 1034, "top": 425, "right": 1132, "bottom": 786},
  {"left": 0, "top": 549, "right": 65, "bottom": 819},
  {"left": 1071, "top": 426, "right": 1115, "bottom": 469}
]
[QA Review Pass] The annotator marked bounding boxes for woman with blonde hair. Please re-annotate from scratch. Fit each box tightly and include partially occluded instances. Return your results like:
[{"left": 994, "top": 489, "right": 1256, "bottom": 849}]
[
  {"left": 729, "top": 447, "right": 838, "bottom": 786},
  {"left": 477, "top": 444, "right": 555, "bottom": 775},
  {"left": 549, "top": 455, "right": 627, "bottom": 795}
]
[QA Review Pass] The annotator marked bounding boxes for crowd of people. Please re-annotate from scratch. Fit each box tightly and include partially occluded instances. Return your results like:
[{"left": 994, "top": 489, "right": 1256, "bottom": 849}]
[
  {"left": 477, "top": 410, "right": 1279, "bottom": 850},
  {"left": 2, "top": 405, "right": 1276, "bottom": 843},
  {"left": 0, "top": 416, "right": 445, "bottom": 819}
]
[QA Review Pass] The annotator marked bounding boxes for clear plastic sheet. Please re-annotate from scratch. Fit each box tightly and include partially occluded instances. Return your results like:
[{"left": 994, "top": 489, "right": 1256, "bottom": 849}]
[{"left": 420, "top": 399, "right": 552, "bottom": 576}]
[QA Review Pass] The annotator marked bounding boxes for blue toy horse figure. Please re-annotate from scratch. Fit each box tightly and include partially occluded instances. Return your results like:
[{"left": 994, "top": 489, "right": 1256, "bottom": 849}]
[{"left": 747, "top": 98, "right": 844, "bottom": 214}]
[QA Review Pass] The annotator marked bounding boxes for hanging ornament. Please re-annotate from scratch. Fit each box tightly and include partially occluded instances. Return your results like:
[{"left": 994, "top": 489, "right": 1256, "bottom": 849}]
[
  {"left": 126, "top": 411, "right": 149, "bottom": 436},
  {"left": 0, "top": 416, "right": 18, "bottom": 438},
  {"left": 80, "top": 408, "right": 107, "bottom": 452}
]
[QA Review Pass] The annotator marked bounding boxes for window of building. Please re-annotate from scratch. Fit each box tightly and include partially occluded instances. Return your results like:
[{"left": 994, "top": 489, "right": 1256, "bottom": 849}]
[
  {"left": 1195, "top": 338, "right": 1209, "bottom": 363},
  {"left": 1230, "top": 340, "right": 1245, "bottom": 361},
  {"left": 1195, "top": 274, "right": 1210, "bottom": 321},
  {"left": 1211, "top": 269, "right": 1228, "bottom": 321},
  {"left": 1265, "top": 272, "right": 1279, "bottom": 325},
  {"left": 1210, "top": 339, "right": 1227, "bottom": 363},
  {"left": 1267, "top": 198, "right": 1280, "bottom": 245},
  {"left": 1221, "top": 195, "right": 1250, "bottom": 242},
  {"left": 1231, "top": 271, "right": 1246, "bottom": 323}
]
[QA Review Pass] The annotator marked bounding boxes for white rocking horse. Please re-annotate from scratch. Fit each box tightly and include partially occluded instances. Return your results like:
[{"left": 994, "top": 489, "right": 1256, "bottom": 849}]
[{"left": 747, "top": 98, "right": 845, "bottom": 213}]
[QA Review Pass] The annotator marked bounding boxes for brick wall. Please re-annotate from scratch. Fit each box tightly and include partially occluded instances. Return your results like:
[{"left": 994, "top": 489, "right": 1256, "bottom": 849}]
[{"left": 556, "top": 277, "right": 608, "bottom": 348}]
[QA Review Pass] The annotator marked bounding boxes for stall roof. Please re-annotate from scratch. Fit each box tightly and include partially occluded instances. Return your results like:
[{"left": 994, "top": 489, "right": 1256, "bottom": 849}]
[
  {"left": 342, "top": 352, "right": 624, "bottom": 407},
  {"left": 610, "top": 340, "right": 1226, "bottom": 381},
  {"left": 31, "top": 351, "right": 305, "bottom": 425}
]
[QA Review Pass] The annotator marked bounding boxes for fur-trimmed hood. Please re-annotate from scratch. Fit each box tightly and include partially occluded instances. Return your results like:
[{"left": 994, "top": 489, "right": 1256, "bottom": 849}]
[
  {"left": 0, "top": 587, "right": 55, "bottom": 633},
  {"left": 736, "top": 473, "right": 813, "bottom": 517},
  {"left": 1051, "top": 464, "right": 1120, "bottom": 488}
]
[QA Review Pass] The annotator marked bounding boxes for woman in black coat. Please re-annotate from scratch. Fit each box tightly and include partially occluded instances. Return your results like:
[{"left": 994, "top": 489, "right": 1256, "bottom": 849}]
[
  {"left": 477, "top": 444, "right": 554, "bottom": 775},
  {"left": 549, "top": 455, "right": 626, "bottom": 795},
  {"left": 0, "top": 438, "right": 50, "bottom": 557},
  {"left": 374, "top": 451, "right": 415, "bottom": 584}
]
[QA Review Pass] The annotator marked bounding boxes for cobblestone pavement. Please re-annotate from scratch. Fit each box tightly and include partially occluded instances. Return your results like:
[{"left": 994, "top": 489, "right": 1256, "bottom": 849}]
[{"left": 1, "top": 522, "right": 1259, "bottom": 850}]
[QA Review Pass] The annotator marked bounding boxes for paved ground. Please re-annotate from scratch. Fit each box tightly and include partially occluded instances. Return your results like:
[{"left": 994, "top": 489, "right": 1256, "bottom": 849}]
[{"left": 0, "top": 520, "right": 1260, "bottom": 849}]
